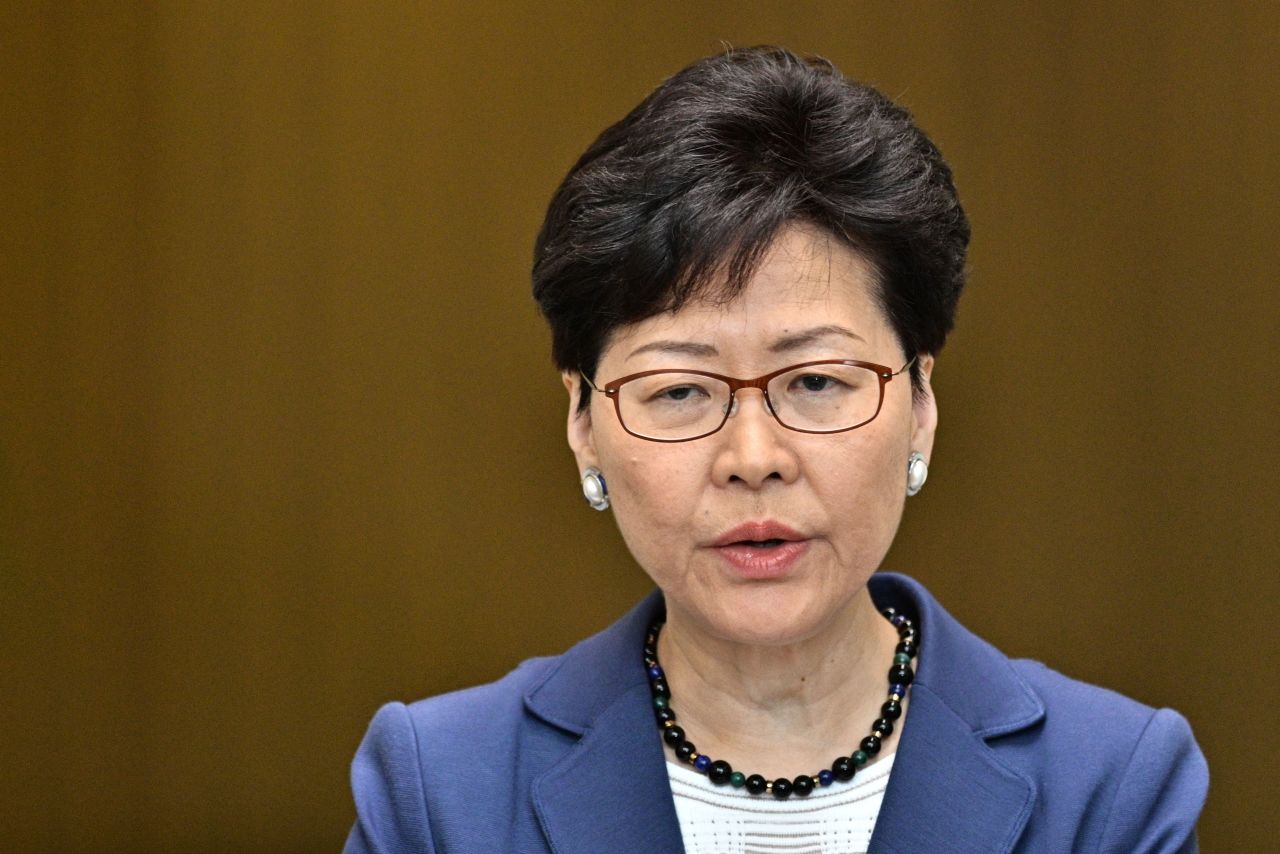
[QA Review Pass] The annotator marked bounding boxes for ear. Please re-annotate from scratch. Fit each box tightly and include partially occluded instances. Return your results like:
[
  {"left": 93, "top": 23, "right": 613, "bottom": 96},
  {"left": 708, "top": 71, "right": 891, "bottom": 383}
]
[
  {"left": 910, "top": 354, "right": 938, "bottom": 462},
  {"left": 562, "top": 371, "right": 600, "bottom": 474}
]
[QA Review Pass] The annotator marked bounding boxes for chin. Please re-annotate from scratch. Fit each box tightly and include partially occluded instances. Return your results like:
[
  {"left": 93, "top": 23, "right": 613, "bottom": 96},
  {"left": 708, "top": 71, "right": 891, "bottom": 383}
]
[{"left": 696, "top": 582, "right": 847, "bottom": 648}]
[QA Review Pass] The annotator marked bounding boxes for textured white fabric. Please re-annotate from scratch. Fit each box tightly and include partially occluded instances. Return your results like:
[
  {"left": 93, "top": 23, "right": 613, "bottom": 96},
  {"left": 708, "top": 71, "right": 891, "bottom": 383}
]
[{"left": 667, "top": 752, "right": 895, "bottom": 854}]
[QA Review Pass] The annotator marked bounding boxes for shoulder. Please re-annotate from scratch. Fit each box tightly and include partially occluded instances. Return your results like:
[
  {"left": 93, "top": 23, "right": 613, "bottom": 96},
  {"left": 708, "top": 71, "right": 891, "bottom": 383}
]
[
  {"left": 992, "top": 657, "right": 1210, "bottom": 852},
  {"left": 873, "top": 572, "right": 1208, "bottom": 851},
  {"left": 344, "top": 655, "right": 561, "bottom": 853},
  {"left": 1008, "top": 654, "right": 1208, "bottom": 776},
  {"left": 356, "top": 653, "right": 562, "bottom": 778},
  {"left": 343, "top": 590, "right": 663, "bottom": 854},
  {"left": 400, "top": 654, "right": 559, "bottom": 738},
  {"left": 354, "top": 649, "right": 563, "bottom": 766},
  {"left": 1010, "top": 655, "right": 1164, "bottom": 736},
  {"left": 1007, "top": 654, "right": 1208, "bottom": 775}
]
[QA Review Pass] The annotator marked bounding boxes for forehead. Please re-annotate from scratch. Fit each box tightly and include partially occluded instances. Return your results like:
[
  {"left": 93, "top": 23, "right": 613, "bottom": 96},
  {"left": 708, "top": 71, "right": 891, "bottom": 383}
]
[{"left": 603, "top": 226, "right": 890, "bottom": 362}]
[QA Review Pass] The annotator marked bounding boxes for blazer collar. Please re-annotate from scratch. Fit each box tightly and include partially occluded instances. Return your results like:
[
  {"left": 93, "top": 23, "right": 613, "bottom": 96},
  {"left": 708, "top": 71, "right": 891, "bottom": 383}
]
[{"left": 523, "top": 573, "right": 1045, "bottom": 854}]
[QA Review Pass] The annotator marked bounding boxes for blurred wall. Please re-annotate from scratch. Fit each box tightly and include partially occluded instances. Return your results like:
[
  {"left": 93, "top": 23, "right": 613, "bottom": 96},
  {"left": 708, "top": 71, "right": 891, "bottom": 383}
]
[{"left": 3, "top": 3, "right": 1275, "bottom": 850}]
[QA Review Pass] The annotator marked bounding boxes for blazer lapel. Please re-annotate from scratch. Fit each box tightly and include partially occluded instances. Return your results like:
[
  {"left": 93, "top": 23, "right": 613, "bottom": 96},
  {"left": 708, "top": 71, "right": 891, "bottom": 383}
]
[
  {"left": 866, "top": 573, "right": 1045, "bottom": 854},
  {"left": 868, "top": 684, "right": 1036, "bottom": 853},
  {"left": 532, "top": 680, "right": 685, "bottom": 853},
  {"left": 526, "top": 590, "right": 684, "bottom": 853}
]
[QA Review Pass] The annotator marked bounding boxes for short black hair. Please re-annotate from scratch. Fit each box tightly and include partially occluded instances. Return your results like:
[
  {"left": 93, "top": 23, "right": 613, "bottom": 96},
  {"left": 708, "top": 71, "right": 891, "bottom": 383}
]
[{"left": 532, "top": 45, "right": 970, "bottom": 411}]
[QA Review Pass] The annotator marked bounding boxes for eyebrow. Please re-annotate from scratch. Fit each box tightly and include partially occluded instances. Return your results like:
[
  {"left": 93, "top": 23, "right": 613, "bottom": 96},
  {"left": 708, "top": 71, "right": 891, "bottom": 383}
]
[
  {"left": 767, "top": 324, "right": 866, "bottom": 353},
  {"left": 625, "top": 324, "right": 865, "bottom": 361}
]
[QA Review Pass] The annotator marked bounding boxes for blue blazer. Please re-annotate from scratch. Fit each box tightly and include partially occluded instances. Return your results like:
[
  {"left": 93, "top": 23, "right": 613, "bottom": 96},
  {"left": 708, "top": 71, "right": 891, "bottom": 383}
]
[{"left": 344, "top": 572, "right": 1207, "bottom": 853}]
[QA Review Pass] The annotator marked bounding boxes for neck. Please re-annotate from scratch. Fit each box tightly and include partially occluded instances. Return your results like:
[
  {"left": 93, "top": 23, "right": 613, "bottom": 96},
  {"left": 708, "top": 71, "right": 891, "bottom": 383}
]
[{"left": 656, "top": 586, "right": 905, "bottom": 780}]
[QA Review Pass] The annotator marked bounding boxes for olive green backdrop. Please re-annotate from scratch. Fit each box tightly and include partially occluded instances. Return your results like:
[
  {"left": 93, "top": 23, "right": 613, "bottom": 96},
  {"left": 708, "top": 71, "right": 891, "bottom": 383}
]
[{"left": 3, "top": 3, "right": 1275, "bottom": 851}]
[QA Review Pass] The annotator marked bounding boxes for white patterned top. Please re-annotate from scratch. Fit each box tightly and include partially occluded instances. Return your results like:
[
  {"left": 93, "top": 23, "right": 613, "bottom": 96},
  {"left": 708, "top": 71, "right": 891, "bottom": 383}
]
[{"left": 666, "top": 753, "right": 895, "bottom": 854}]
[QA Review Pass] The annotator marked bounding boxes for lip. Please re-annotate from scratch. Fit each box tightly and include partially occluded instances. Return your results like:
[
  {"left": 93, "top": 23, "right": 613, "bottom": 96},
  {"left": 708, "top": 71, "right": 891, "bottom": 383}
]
[
  {"left": 711, "top": 520, "right": 810, "bottom": 581},
  {"left": 712, "top": 520, "right": 807, "bottom": 547}
]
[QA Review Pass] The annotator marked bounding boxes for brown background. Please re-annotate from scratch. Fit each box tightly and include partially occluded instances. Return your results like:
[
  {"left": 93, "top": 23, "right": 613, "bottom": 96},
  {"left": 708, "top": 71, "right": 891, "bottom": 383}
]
[{"left": 3, "top": 3, "right": 1276, "bottom": 851}]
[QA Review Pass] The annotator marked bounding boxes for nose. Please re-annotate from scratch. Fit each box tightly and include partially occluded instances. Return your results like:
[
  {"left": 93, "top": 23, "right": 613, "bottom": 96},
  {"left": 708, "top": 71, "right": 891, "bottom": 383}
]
[{"left": 710, "top": 388, "right": 801, "bottom": 489}]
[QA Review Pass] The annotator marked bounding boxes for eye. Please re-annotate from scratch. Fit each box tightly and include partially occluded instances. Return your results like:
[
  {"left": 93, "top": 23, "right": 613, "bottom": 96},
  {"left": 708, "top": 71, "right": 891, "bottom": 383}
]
[
  {"left": 791, "top": 373, "right": 844, "bottom": 393},
  {"left": 648, "top": 384, "right": 710, "bottom": 403}
]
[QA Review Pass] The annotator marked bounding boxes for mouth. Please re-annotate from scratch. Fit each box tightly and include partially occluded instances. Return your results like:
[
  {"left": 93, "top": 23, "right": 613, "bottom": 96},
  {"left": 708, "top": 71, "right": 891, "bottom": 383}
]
[{"left": 710, "top": 521, "right": 811, "bottom": 579}]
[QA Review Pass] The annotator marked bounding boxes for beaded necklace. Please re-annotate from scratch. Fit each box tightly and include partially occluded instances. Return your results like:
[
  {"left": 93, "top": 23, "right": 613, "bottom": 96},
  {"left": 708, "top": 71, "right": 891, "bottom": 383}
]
[{"left": 645, "top": 607, "right": 918, "bottom": 799}]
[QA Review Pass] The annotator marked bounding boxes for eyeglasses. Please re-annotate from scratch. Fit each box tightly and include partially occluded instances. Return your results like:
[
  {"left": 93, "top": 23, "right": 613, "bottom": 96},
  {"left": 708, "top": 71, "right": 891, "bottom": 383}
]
[{"left": 582, "top": 357, "right": 915, "bottom": 443}]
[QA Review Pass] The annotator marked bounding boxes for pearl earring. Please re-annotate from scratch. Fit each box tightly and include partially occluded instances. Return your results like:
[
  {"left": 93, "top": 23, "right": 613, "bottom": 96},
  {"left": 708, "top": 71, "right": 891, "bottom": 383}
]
[
  {"left": 581, "top": 466, "right": 610, "bottom": 511},
  {"left": 906, "top": 451, "right": 928, "bottom": 497}
]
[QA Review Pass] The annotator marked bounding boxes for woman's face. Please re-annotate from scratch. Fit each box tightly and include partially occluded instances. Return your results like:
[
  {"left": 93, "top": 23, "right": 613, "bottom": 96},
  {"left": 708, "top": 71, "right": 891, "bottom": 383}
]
[{"left": 564, "top": 225, "right": 937, "bottom": 647}]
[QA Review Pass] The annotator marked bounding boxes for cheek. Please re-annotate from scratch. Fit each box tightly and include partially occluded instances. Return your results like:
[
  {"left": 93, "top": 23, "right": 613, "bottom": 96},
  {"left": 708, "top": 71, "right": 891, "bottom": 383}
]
[
  {"left": 811, "top": 427, "right": 910, "bottom": 557},
  {"left": 820, "top": 412, "right": 905, "bottom": 487},
  {"left": 599, "top": 443, "right": 706, "bottom": 554}
]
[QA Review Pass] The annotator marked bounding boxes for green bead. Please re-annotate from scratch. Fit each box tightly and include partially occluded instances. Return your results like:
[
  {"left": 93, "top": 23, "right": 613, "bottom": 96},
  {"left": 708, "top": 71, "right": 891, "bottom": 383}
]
[
  {"left": 852, "top": 750, "right": 869, "bottom": 767},
  {"left": 894, "top": 652, "right": 911, "bottom": 665},
  {"left": 653, "top": 695, "right": 668, "bottom": 709},
  {"left": 729, "top": 772, "right": 746, "bottom": 788}
]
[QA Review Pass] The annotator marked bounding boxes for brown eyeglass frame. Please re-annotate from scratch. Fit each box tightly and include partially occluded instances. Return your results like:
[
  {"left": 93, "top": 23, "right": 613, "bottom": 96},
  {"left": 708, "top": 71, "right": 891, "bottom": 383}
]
[{"left": 582, "top": 356, "right": 917, "bottom": 443}]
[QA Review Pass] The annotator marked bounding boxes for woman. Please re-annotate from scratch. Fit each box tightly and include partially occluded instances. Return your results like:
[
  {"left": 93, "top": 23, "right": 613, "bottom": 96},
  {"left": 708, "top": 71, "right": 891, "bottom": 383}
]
[{"left": 345, "top": 46, "right": 1207, "bottom": 853}]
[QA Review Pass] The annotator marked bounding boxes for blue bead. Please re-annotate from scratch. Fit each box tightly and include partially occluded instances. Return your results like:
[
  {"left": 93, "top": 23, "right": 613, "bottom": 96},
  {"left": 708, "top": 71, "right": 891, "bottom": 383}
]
[
  {"left": 694, "top": 754, "right": 711, "bottom": 772},
  {"left": 889, "top": 683, "right": 907, "bottom": 696},
  {"left": 890, "top": 614, "right": 907, "bottom": 626},
  {"left": 818, "top": 770, "right": 834, "bottom": 787},
  {"left": 647, "top": 665, "right": 663, "bottom": 680}
]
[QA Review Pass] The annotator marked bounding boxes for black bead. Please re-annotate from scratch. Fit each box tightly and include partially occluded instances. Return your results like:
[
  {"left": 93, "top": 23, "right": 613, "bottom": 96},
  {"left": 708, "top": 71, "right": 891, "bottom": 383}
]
[
  {"left": 643, "top": 644, "right": 657, "bottom": 658},
  {"left": 861, "top": 735, "right": 882, "bottom": 756},
  {"left": 650, "top": 678, "right": 669, "bottom": 697},
  {"left": 895, "top": 640, "right": 917, "bottom": 657},
  {"left": 745, "top": 774, "right": 767, "bottom": 794},
  {"left": 655, "top": 707, "right": 677, "bottom": 724},
  {"left": 771, "top": 778, "right": 793, "bottom": 799},
  {"left": 676, "top": 741, "right": 697, "bottom": 762},
  {"left": 831, "top": 756, "right": 855, "bottom": 782},
  {"left": 663, "top": 725, "right": 685, "bottom": 746},
  {"left": 708, "top": 760, "right": 732, "bottom": 784},
  {"left": 880, "top": 700, "right": 902, "bottom": 721},
  {"left": 881, "top": 607, "right": 897, "bottom": 618},
  {"left": 872, "top": 717, "right": 893, "bottom": 737},
  {"left": 792, "top": 775, "right": 815, "bottom": 796},
  {"left": 897, "top": 624, "right": 915, "bottom": 638},
  {"left": 888, "top": 664, "right": 914, "bottom": 685}
]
